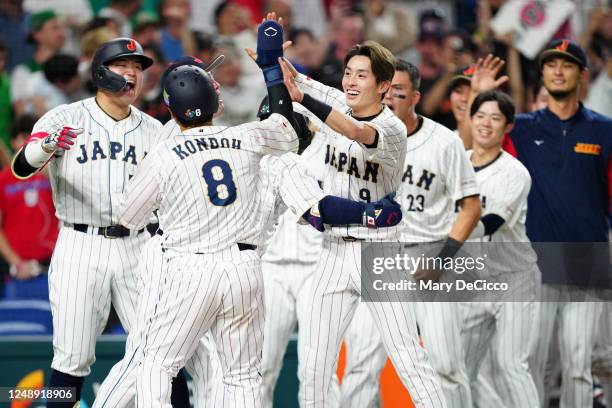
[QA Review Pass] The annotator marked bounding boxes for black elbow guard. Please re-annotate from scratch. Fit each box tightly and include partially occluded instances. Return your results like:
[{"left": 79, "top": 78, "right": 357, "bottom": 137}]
[
  {"left": 12, "top": 149, "right": 38, "bottom": 178},
  {"left": 482, "top": 213, "right": 506, "bottom": 235}
]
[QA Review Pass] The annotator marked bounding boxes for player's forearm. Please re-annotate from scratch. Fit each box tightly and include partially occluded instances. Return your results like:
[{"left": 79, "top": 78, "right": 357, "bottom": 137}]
[
  {"left": 325, "top": 109, "right": 377, "bottom": 145},
  {"left": 12, "top": 127, "right": 80, "bottom": 179},
  {"left": 0, "top": 231, "right": 21, "bottom": 266},
  {"left": 421, "top": 72, "right": 454, "bottom": 116},
  {"left": 11, "top": 142, "right": 50, "bottom": 179},
  {"left": 268, "top": 83, "right": 301, "bottom": 136},
  {"left": 449, "top": 195, "right": 482, "bottom": 242},
  {"left": 300, "top": 93, "right": 376, "bottom": 144},
  {"left": 468, "top": 213, "right": 506, "bottom": 239},
  {"left": 0, "top": 143, "right": 11, "bottom": 169},
  {"left": 458, "top": 92, "right": 478, "bottom": 150},
  {"left": 119, "top": 191, "right": 160, "bottom": 230},
  {"left": 507, "top": 46, "right": 524, "bottom": 113},
  {"left": 295, "top": 73, "right": 345, "bottom": 109},
  {"left": 304, "top": 195, "right": 365, "bottom": 230},
  {"left": 303, "top": 194, "right": 402, "bottom": 231},
  {"left": 118, "top": 205, "right": 151, "bottom": 230}
]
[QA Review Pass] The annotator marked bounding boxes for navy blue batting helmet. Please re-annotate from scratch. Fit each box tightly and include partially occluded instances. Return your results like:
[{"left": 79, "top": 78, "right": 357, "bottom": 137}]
[
  {"left": 162, "top": 65, "right": 219, "bottom": 125},
  {"left": 91, "top": 38, "right": 153, "bottom": 92}
]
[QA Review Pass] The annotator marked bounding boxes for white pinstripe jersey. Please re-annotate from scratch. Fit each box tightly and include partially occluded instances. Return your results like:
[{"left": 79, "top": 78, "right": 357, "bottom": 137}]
[
  {"left": 398, "top": 116, "right": 479, "bottom": 242},
  {"left": 254, "top": 151, "right": 325, "bottom": 256},
  {"left": 467, "top": 150, "right": 537, "bottom": 272},
  {"left": 295, "top": 74, "right": 407, "bottom": 240},
  {"left": 119, "top": 113, "right": 302, "bottom": 253},
  {"left": 30, "top": 97, "right": 163, "bottom": 226},
  {"left": 260, "top": 133, "right": 328, "bottom": 264}
]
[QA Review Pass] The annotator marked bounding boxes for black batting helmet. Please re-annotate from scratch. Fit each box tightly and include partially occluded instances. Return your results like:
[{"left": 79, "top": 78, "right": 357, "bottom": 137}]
[
  {"left": 162, "top": 65, "right": 219, "bottom": 125},
  {"left": 257, "top": 95, "right": 271, "bottom": 120},
  {"left": 256, "top": 95, "right": 314, "bottom": 154},
  {"left": 91, "top": 38, "right": 153, "bottom": 92}
]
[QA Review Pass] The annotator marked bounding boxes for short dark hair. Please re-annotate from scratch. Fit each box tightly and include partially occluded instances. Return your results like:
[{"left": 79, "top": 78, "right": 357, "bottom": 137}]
[
  {"left": 394, "top": 59, "right": 421, "bottom": 91},
  {"left": 10, "top": 115, "right": 38, "bottom": 139},
  {"left": 343, "top": 41, "right": 395, "bottom": 84},
  {"left": 288, "top": 28, "right": 315, "bottom": 45},
  {"left": 83, "top": 17, "right": 115, "bottom": 34},
  {"left": 470, "top": 90, "right": 515, "bottom": 124},
  {"left": 143, "top": 44, "right": 165, "bottom": 65},
  {"left": 194, "top": 31, "right": 219, "bottom": 54},
  {"left": 43, "top": 54, "right": 79, "bottom": 84},
  {"left": 214, "top": 1, "right": 232, "bottom": 26}
]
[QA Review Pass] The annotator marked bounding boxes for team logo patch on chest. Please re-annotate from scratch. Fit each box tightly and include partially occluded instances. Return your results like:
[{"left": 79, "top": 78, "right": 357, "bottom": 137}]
[
  {"left": 573, "top": 143, "right": 601, "bottom": 156},
  {"left": 325, "top": 144, "right": 379, "bottom": 182}
]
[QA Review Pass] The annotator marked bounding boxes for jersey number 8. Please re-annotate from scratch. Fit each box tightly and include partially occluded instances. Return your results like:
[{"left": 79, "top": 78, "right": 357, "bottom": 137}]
[{"left": 202, "top": 159, "right": 237, "bottom": 206}]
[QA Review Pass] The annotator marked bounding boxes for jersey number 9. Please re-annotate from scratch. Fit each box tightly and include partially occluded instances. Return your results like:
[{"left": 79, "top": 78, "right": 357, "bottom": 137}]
[{"left": 202, "top": 159, "right": 237, "bottom": 206}]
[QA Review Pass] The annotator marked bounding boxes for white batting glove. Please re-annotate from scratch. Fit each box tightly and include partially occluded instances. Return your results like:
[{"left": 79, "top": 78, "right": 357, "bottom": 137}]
[{"left": 41, "top": 126, "right": 84, "bottom": 155}]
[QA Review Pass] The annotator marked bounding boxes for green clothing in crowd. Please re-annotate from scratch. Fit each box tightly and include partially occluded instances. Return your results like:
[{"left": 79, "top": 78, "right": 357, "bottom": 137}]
[{"left": 0, "top": 72, "right": 11, "bottom": 153}]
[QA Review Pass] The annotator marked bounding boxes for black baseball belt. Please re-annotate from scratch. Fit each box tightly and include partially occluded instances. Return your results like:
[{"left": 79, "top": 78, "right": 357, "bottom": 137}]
[{"left": 66, "top": 223, "right": 145, "bottom": 238}]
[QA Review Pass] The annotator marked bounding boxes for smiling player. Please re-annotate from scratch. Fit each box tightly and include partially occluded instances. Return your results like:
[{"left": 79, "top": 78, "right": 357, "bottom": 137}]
[
  {"left": 278, "top": 42, "right": 446, "bottom": 407},
  {"left": 11, "top": 37, "right": 164, "bottom": 408}
]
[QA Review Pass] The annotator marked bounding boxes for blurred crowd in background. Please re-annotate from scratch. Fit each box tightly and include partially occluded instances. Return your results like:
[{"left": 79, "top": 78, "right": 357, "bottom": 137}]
[{"left": 0, "top": 0, "right": 610, "bottom": 323}]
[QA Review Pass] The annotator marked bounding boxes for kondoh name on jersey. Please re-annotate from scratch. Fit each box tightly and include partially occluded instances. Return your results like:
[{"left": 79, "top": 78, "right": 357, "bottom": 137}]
[{"left": 172, "top": 137, "right": 243, "bottom": 160}]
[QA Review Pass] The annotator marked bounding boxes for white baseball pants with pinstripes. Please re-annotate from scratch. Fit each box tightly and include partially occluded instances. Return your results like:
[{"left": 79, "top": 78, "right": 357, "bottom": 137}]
[
  {"left": 341, "top": 301, "right": 387, "bottom": 408},
  {"left": 340, "top": 258, "right": 470, "bottom": 407},
  {"left": 470, "top": 352, "right": 506, "bottom": 408},
  {"left": 529, "top": 284, "right": 604, "bottom": 408},
  {"left": 298, "top": 237, "right": 446, "bottom": 408},
  {"left": 340, "top": 292, "right": 473, "bottom": 407},
  {"left": 49, "top": 227, "right": 147, "bottom": 377},
  {"left": 137, "top": 245, "right": 264, "bottom": 408},
  {"left": 261, "top": 261, "right": 340, "bottom": 408},
  {"left": 461, "top": 284, "right": 539, "bottom": 406},
  {"left": 414, "top": 302, "right": 472, "bottom": 408},
  {"left": 593, "top": 300, "right": 612, "bottom": 406},
  {"left": 461, "top": 268, "right": 539, "bottom": 408},
  {"left": 94, "top": 237, "right": 222, "bottom": 408}
]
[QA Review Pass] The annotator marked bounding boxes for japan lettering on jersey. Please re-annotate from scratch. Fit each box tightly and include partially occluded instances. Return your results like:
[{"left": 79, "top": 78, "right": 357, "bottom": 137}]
[
  {"left": 119, "top": 113, "right": 299, "bottom": 253},
  {"left": 467, "top": 150, "right": 537, "bottom": 273},
  {"left": 397, "top": 117, "right": 479, "bottom": 242},
  {"left": 30, "top": 98, "right": 163, "bottom": 226},
  {"left": 295, "top": 74, "right": 407, "bottom": 240}
]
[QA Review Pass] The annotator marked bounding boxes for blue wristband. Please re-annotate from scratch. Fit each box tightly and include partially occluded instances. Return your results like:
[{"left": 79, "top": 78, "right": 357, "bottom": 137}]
[{"left": 262, "top": 65, "right": 284, "bottom": 87}]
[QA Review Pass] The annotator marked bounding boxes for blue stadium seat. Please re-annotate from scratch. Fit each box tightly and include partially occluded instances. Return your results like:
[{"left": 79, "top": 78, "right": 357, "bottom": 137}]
[
  {"left": 0, "top": 299, "right": 53, "bottom": 335},
  {"left": 2, "top": 273, "right": 49, "bottom": 300}
]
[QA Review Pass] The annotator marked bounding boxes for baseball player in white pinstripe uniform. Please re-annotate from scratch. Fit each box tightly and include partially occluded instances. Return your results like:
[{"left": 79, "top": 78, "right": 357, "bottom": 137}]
[
  {"left": 95, "top": 145, "right": 330, "bottom": 408},
  {"left": 10, "top": 38, "right": 164, "bottom": 408},
  {"left": 258, "top": 106, "right": 327, "bottom": 407},
  {"left": 257, "top": 103, "right": 342, "bottom": 407},
  {"left": 459, "top": 90, "right": 539, "bottom": 408},
  {"left": 93, "top": 55, "right": 226, "bottom": 408},
  {"left": 278, "top": 43, "right": 447, "bottom": 407},
  {"left": 340, "top": 59, "right": 482, "bottom": 408}
]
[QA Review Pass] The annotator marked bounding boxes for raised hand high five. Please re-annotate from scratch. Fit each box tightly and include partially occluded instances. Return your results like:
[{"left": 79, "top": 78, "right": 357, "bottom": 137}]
[{"left": 470, "top": 54, "right": 509, "bottom": 94}]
